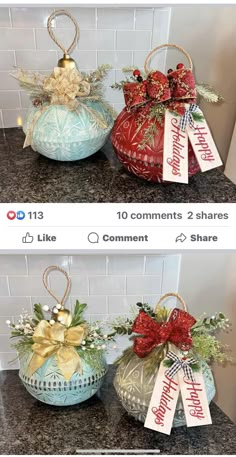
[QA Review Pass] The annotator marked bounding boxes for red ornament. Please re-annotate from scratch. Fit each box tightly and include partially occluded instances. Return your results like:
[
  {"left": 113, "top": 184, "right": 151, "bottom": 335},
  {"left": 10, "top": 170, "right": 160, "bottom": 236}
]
[
  {"left": 133, "top": 69, "right": 141, "bottom": 77},
  {"left": 131, "top": 308, "right": 196, "bottom": 358},
  {"left": 176, "top": 63, "right": 185, "bottom": 69}
]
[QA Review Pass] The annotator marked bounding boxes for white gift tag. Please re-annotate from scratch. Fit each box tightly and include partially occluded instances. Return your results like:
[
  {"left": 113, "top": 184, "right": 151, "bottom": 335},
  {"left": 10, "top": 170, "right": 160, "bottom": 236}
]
[
  {"left": 163, "top": 110, "right": 189, "bottom": 184},
  {"left": 144, "top": 361, "right": 180, "bottom": 435},
  {"left": 186, "top": 106, "right": 223, "bottom": 172},
  {"left": 178, "top": 369, "right": 212, "bottom": 427}
]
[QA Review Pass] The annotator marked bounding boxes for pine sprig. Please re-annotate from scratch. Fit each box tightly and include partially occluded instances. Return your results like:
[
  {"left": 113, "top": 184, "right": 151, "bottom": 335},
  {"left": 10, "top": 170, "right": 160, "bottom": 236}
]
[
  {"left": 33, "top": 303, "right": 45, "bottom": 322},
  {"left": 192, "top": 112, "right": 205, "bottom": 123},
  {"left": 196, "top": 83, "right": 224, "bottom": 103},
  {"left": 70, "top": 300, "right": 87, "bottom": 327}
]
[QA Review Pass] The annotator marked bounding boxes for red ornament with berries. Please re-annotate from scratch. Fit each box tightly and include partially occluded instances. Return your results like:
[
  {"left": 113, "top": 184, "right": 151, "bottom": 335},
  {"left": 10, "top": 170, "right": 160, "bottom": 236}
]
[{"left": 111, "top": 44, "right": 200, "bottom": 183}]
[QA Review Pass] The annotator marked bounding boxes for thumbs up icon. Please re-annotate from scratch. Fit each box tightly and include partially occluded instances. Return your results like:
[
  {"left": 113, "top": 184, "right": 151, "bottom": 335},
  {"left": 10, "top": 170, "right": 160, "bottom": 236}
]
[{"left": 22, "top": 232, "right": 34, "bottom": 243}]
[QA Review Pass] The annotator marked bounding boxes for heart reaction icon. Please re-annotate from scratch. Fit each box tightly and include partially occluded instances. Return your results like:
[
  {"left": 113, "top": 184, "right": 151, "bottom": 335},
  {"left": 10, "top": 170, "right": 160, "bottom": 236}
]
[{"left": 7, "top": 211, "right": 16, "bottom": 220}]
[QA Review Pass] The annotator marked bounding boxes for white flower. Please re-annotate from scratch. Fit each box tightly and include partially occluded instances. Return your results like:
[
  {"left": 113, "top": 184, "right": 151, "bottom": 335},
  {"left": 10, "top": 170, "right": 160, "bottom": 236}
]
[
  {"left": 82, "top": 340, "right": 86, "bottom": 345},
  {"left": 15, "top": 325, "right": 20, "bottom": 330},
  {"left": 50, "top": 319, "right": 55, "bottom": 325},
  {"left": 43, "top": 305, "right": 50, "bottom": 312},
  {"left": 90, "top": 344, "right": 95, "bottom": 349},
  {"left": 103, "top": 334, "right": 108, "bottom": 339},
  {"left": 56, "top": 304, "right": 62, "bottom": 309},
  {"left": 82, "top": 347, "right": 86, "bottom": 351},
  {"left": 6, "top": 320, "right": 11, "bottom": 325},
  {"left": 53, "top": 307, "right": 58, "bottom": 314}
]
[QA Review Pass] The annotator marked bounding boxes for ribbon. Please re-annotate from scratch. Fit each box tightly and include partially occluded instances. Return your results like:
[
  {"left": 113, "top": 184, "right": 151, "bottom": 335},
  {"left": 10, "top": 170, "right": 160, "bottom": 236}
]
[
  {"left": 165, "top": 351, "right": 196, "bottom": 382},
  {"left": 27, "top": 320, "right": 88, "bottom": 381},
  {"left": 178, "top": 103, "right": 198, "bottom": 131},
  {"left": 132, "top": 308, "right": 196, "bottom": 358}
]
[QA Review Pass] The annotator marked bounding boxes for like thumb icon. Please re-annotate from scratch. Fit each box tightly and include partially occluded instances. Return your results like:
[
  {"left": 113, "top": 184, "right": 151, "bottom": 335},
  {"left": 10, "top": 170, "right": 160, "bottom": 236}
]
[{"left": 22, "top": 232, "right": 34, "bottom": 243}]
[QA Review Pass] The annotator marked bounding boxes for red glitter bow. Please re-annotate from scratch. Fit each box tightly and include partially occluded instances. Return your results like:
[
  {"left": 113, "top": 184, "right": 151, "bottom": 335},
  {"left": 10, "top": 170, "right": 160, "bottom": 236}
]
[
  {"left": 123, "top": 68, "right": 196, "bottom": 110},
  {"left": 132, "top": 308, "right": 196, "bottom": 358}
]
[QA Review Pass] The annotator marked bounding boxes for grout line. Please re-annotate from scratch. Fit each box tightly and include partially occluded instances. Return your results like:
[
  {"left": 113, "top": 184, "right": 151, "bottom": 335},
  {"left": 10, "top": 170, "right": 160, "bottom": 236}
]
[
  {"left": 133, "top": 8, "right": 136, "bottom": 31},
  {"left": 106, "top": 256, "right": 109, "bottom": 275},
  {"left": 143, "top": 255, "right": 146, "bottom": 275},
  {"left": 160, "top": 257, "right": 165, "bottom": 294},
  {"left": 33, "top": 28, "right": 37, "bottom": 50},
  {"left": 8, "top": 7, "right": 12, "bottom": 28},
  {"left": 6, "top": 276, "right": 11, "bottom": 297},
  {"left": 95, "top": 7, "right": 98, "bottom": 30},
  {"left": 25, "top": 255, "right": 29, "bottom": 275},
  {"left": 87, "top": 276, "right": 90, "bottom": 296}
]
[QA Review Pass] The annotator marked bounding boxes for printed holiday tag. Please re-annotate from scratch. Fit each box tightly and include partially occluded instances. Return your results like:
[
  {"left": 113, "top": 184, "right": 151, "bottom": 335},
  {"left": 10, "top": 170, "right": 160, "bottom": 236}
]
[
  {"left": 178, "top": 369, "right": 212, "bottom": 427},
  {"left": 186, "top": 105, "right": 223, "bottom": 172},
  {"left": 144, "top": 361, "right": 180, "bottom": 435},
  {"left": 163, "top": 110, "right": 189, "bottom": 184}
]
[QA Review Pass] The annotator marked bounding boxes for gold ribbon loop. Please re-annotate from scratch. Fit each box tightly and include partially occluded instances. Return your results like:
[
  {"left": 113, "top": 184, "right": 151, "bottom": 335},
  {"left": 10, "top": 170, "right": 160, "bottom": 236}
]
[{"left": 27, "top": 320, "right": 88, "bottom": 381}]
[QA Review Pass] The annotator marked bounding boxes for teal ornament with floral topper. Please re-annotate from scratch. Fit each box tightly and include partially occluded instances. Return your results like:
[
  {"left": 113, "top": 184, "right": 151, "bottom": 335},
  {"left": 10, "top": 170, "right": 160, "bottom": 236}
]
[
  {"left": 12, "top": 10, "right": 114, "bottom": 162},
  {"left": 8, "top": 265, "right": 113, "bottom": 406}
]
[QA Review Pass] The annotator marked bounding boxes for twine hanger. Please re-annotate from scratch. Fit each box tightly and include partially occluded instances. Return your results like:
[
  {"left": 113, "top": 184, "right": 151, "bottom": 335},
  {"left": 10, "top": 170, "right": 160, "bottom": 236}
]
[
  {"left": 42, "top": 265, "right": 71, "bottom": 307},
  {"left": 47, "top": 10, "right": 80, "bottom": 69},
  {"left": 155, "top": 292, "right": 187, "bottom": 313},
  {"left": 144, "top": 43, "right": 193, "bottom": 75}
]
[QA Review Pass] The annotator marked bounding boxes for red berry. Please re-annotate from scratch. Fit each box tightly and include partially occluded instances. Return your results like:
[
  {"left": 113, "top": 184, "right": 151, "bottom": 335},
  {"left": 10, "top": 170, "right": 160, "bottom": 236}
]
[
  {"left": 176, "top": 63, "right": 185, "bottom": 69},
  {"left": 182, "top": 357, "right": 187, "bottom": 360},
  {"left": 133, "top": 69, "right": 141, "bottom": 77}
]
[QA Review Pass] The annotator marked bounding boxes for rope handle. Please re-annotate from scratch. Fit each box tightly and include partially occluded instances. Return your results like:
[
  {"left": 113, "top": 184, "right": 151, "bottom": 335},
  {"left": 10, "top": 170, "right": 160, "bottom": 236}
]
[
  {"left": 47, "top": 9, "right": 79, "bottom": 55},
  {"left": 144, "top": 43, "right": 193, "bottom": 74},
  {"left": 155, "top": 292, "right": 187, "bottom": 313},
  {"left": 42, "top": 265, "right": 71, "bottom": 306}
]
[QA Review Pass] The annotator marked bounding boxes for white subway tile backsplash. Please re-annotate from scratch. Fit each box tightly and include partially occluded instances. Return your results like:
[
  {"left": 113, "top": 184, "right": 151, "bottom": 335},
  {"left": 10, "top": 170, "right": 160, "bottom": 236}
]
[
  {"left": 108, "top": 295, "right": 141, "bottom": 314},
  {"left": 97, "top": 50, "right": 132, "bottom": 69},
  {"left": 27, "top": 255, "right": 69, "bottom": 275},
  {"left": 116, "top": 31, "right": 151, "bottom": 51},
  {"left": 0, "top": 352, "right": 19, "bottom": 370},
  {"left": 55, "top": 8, "right": 96, "bottom": 29},
  {"left": 0, "top": 253, "right": 180, "bottom": 370},
  {"left": 11, "top": 7, "right": 54, "bottom": 28},
  {"left": 19, "top": 91, "right": 30, "bottom": 109},
  {"left": 0, "top": 8, "right": 11, "bottom": 27},
  {"left": 0, "top": 317, "right": 11, "bottom": 334},
  {"left": 0, "top": 297, "right": 31, "bottom": 315},
  {"left": 71, "top": 295, "right": 107, "bottom": 314},
  {"left": 0, "top": 277, "right": 9, "bottom": 296},
  {"left": 0, "top": 72, "right": 19, "bottom": 90},
  {"left": 0, "top": 335, "right": 14, "bottom": 352},
  {"left": 145, "top": 256, "right": 164, "bottom": 275},
  {"left": 135, "top": 8, "right": 154, "bottom": 30},
  {"left": 69, "top": 256, "right": 106, "bottom": 275},
  {"left": 0, "top": 91, "right": 20, "bottom": 109},
  {"left": 0, "top": 6, "right": 170, "bottom": 128},
  {"left": 2, "top": 108, "right": 27, "bottom": 128},
  {"left": 0, "top": 256, "right": 27, "bottom": 275},
  {"left": 127, "top": 275, "right": 161, "bottom": 295},
  {"left": 78, "top": 30, "right": 115, "bottom": 50},
  {"left": 0, "top": 51, "right": 15, "bottom": 71},
  {"left": 162, "top": 255, "right": 181, "bottom": 294},
  {"left": 108, "top": 255, "right": 144, "bottom": 275},
  {"left": 0, "top": 29, "right": 35, "bottom": 50},
  {"left": 97, "top": 8, "right": 134, "bottom": 30},
  {"left": 8, "top": 276, "right": 47, "bottom": 296},
  {"left": 16, "top": 50, "right": 58, "bottom": 70},
  {"left": 72, "top": 50, "right": 96, "bottom": 70},
  {"left": 89, "top": 276, "right": 125, "bottom": 295},
  {"left": 50, "top": 273, "right": 88, "bottom": 296}
]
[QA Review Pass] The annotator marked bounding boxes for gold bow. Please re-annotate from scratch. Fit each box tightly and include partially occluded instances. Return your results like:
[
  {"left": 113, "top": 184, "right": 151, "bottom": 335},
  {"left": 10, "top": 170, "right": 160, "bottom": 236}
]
[{"left": 27, "top": 320, "right": 88, "bottom": 381}]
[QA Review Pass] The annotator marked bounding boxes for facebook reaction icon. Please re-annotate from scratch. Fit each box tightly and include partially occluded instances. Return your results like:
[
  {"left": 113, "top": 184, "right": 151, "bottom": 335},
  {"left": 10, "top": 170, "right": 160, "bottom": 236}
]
[{"left": 17, "top": 211, "right": 25, "bottom": 220}]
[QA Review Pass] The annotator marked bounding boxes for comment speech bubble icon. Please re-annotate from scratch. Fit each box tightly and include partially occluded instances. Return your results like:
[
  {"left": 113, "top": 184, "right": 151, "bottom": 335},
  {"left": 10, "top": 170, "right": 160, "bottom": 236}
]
[{"left": 88, "top": 232, "right": 99, "bottom": 243}]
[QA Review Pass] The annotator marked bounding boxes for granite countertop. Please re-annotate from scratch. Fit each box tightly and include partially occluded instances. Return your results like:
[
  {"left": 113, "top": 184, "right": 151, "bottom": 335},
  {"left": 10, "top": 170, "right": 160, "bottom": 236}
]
[
  {"left": 1, "top": 128, "right": 236, "bottom": 203},
  {"left": 0, "top": 366, "right": 236, "bottom": 455}
]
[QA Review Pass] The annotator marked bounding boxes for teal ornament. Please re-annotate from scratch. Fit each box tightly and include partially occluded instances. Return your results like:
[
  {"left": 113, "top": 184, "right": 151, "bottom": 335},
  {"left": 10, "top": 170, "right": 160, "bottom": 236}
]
[
  {"left": 114, "top": 356, "right": 215, "bottom": 428},
  {"left": 19, "top": 352, "right": 107, "bottom": 406},
  {"left": 23, "top": 101, "right": 114, "bottom": 161}
]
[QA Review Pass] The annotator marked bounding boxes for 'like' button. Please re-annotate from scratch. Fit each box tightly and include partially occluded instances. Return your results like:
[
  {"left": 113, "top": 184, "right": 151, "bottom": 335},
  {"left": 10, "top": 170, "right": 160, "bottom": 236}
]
[{"left": 22, "top": 232, "right": 34, "bottom": 243}]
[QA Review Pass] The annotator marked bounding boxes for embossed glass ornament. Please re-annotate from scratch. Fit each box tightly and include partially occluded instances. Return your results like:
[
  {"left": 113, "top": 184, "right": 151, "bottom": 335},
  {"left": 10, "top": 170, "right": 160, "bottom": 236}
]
[
  {"left": 12, "top": 10, "right": 114, "bottom": 162},
  {"left": 113, "top": 293, "right": 216, "bottom": 429},
  {"left": 11, "top": 266, "right": 108, "bottom": 406},
  {"left": 111, "top": 44, "right": 222, "bottom": 183}
]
